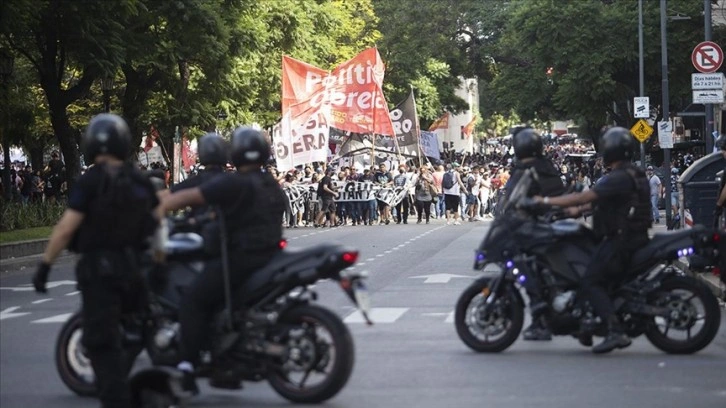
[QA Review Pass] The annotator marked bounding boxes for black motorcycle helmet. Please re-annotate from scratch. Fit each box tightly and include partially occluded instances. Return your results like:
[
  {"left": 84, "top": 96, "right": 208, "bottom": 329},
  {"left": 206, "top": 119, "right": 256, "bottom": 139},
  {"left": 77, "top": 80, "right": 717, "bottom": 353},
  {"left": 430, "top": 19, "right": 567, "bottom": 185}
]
[
  {"left": 600, "top": 127, "right": 634, "bottom": 165},
  {"left": 82, "top": 114, "right": 132, "bottom": 162},
  {"left": 230, "top": 126, "right": 269, "bottom": 167},
  {"left": 513, "top": 128, "right": 543, "bottom": 160},
  {"left": 198, "top": 132, "right": 229, "bottom": 166}
]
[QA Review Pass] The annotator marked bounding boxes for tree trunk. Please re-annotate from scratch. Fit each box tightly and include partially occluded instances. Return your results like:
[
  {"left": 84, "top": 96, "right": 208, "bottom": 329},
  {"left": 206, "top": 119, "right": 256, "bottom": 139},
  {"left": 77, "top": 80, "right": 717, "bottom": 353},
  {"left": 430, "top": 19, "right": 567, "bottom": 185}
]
[
  {"left": 29, "top": 145, "right": 45, "bottom": 171},
  {"left": 47, "top": 98, "right": 80, "bottom": 186},
  {"left": 2, "top": 137, "right": 11, "bottom": 201}
]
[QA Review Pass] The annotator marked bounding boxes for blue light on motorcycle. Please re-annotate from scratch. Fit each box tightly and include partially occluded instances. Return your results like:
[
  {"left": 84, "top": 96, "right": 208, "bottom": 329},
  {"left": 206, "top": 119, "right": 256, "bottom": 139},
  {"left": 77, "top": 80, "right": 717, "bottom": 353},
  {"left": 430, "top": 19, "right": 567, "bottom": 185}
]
[
  {"left": 676, "top": 247, "right": 695, "bottom": 257},
  {"left": 506, "top": 261, "right": 514, "bottom": 269},
  {"left": 518, "top": 275, "right": 526, "bottom": 283},
  {"left": 476, "top": 252, "right": 486, "bottom": 262}
]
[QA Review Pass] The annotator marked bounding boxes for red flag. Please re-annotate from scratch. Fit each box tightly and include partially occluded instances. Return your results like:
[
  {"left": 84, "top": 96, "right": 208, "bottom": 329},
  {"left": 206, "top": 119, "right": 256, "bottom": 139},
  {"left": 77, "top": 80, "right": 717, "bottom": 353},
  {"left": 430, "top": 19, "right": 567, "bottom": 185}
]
[
  {"left": 428, "top": 112, "right": 449, "bottom": 131},
  {"left": 463, "top": 115, "right": 477, "bottom": 138},
  {"left": 282, "top": 48, "right": 395, "bottom": 136},
  {"left": 181, "top": 133, "right": 197, "bottom": 171},
  {"left": 144, "top": 126, "right": 160, "bottom": 153}
]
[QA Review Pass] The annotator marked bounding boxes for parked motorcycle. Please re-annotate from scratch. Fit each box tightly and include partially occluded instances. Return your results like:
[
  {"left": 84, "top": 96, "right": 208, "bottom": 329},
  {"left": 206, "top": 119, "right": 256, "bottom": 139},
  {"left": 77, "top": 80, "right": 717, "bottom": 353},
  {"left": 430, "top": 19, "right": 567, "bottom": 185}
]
[
  {"left": 455, "top": 169, "right": 723, "bottom": 354},
  {"left": 55, "top": 215, "right": 371, "bottom": 403}
]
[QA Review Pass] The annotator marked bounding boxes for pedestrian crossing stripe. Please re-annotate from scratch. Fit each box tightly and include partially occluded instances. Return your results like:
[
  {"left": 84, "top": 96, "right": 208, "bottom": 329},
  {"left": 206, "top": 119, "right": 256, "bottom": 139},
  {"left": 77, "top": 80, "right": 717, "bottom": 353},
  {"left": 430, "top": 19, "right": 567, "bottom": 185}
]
[{"left": 344, "top": 307, "right": 409, "bottom": 323}]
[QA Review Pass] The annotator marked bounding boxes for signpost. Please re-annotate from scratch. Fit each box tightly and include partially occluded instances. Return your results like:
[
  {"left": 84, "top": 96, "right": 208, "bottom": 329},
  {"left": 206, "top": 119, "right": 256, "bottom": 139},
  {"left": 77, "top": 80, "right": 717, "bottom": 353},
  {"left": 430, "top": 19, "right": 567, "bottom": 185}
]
[
  {"left": 633, "top": 96, "right": 650, "bottom": 118},
  {"left": 692, "top": 41, "right": 724, "bottom": 154},
  {"left": 692, "top": 89, "right": 724, "bottom": 104},
  {"left": 657, "top": 120, "right": 674, "bottom": 149},
  {"left": 630, "top": 119, "right": 654, "bottom": 143}
]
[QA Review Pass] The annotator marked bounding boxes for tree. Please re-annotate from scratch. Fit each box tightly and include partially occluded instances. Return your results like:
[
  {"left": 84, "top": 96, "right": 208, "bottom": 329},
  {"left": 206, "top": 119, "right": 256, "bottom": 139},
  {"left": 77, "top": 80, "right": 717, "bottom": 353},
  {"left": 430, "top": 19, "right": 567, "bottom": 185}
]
[{"left": 2, "top": 0, "right": 138, "bottom": 183}]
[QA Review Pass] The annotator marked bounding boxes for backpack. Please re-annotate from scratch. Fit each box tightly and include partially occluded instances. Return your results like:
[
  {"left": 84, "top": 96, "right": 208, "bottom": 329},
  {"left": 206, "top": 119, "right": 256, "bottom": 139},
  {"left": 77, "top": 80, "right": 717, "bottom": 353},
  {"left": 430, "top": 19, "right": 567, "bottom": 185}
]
[{"left": 442, "top": 171, "right": 455, "bottom": 189}]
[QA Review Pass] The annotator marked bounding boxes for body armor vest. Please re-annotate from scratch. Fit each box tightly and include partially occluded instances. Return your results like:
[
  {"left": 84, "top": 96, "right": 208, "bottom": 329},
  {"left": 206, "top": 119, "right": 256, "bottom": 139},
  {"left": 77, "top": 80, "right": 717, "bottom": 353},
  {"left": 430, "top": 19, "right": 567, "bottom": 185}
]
[
  {"left": 593, "top": 164, "right": 652, "bottom": 237},
  {"left": 226, "top": 172, "right": 286, "bottom": 251}
]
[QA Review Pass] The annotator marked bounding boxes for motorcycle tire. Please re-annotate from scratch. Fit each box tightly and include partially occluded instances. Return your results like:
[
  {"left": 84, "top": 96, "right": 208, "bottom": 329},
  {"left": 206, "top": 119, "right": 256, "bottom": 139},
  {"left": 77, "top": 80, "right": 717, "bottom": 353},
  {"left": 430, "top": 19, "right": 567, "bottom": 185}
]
[
  {"left": 55, "top": 311, "right": 142, "bottom": 397},
  {"left": 267, "top": 304, "right": 355, "bottom": 403},
  {"left": 644, "top": 276, "right": 721, "bottom": 354},
  {"left": 455, "top": 278, "right": 524, "bottom": 353}
]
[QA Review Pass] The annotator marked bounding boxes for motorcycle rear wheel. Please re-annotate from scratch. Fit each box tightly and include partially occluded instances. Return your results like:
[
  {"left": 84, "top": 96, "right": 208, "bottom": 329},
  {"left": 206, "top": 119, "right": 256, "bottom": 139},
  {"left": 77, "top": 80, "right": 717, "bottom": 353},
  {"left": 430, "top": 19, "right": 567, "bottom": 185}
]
[
  {"left": 267, "top": 304, "right": 355, "bottom": 403},
  {"left": 644, "top": 276, "right": 721, "bottom": 354},
  {"left": 455, "top": 278, "right": 524, "bottom": 352},
  {"left": 55, "top": 311, "right": 142, "bottom": 397}
]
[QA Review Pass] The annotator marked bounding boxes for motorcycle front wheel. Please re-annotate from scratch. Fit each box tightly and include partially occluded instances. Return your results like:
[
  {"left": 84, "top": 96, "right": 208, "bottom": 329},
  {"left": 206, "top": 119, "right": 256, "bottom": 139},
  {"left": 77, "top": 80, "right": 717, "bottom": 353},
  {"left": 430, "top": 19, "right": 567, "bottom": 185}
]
[
  {"left": 267, "top": 304, "right": 355, "bottom": 403},
  {"left": 455, "top": 278, "right": 524, "bottom": 352},
  {"left": 644, "top": 276, "right": 721, "bottom": 354}
]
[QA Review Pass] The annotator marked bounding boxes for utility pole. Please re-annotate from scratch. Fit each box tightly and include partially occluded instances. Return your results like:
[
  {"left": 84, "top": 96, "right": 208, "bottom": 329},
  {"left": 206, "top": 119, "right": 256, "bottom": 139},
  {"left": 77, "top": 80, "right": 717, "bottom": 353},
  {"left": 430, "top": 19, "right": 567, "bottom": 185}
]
[
  {"left": 638, "top": 0, "right": 646, "bottom": 169},
  {"left": 704, "top": 0, "right": 715, "bottom": 153},
  {"left": 660, "top": 0, "right": 672, "bottom": 225}
]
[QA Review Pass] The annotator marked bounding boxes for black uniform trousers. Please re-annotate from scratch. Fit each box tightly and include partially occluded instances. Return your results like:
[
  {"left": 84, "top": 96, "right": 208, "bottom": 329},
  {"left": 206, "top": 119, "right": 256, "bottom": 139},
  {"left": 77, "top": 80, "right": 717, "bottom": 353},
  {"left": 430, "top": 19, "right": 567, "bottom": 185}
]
[
  {"left": 77, "top": 251, "right": 146, "bottom": 408},
  {"left": 179, "top": 249, "right": 277, "bottom": 365},
  {"left": 395, "top": 196, "right": 410, "bottom": 223},
  {"left": 579, "top": 233, "right": 648, "bottom": 322}
]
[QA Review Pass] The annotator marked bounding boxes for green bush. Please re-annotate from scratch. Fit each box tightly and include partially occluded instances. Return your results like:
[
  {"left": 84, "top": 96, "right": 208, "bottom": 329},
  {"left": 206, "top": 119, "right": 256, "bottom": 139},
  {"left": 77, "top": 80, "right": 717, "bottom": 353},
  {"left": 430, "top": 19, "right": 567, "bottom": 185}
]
[{"left": 0, "top": 201, "right": 66, "bottom": 231}]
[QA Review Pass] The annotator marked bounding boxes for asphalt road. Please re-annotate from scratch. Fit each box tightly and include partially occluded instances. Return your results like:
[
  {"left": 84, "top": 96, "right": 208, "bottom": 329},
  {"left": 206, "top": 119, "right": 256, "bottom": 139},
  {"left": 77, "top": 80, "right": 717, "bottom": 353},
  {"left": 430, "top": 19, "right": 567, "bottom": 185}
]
[{"left": 1, "top": 218, "right": 725, "bottom": 408}]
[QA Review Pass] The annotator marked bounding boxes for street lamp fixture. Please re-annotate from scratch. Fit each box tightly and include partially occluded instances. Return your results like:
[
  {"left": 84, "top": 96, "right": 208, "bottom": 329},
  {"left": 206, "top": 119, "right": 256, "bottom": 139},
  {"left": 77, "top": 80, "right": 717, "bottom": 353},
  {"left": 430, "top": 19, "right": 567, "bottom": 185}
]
[{"left": 101, "top": 76, "right": 114, "bottom": 113}]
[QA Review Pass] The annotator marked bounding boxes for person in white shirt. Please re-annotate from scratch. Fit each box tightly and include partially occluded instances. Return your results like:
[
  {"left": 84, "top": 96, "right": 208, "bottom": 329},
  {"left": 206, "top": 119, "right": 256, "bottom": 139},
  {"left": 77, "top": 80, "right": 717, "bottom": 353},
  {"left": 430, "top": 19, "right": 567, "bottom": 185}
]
[{"left": 442, "top": 163, "right": 468, "bottom": 225}]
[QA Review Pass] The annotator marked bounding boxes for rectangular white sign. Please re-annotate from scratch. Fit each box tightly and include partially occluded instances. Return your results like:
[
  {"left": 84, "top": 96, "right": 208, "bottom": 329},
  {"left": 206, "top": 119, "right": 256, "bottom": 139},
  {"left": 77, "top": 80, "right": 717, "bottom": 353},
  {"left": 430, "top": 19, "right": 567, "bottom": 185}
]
[
  {"left": 633, "top": 97, "right": 650, "bottom": 118},
  {"left": 657, "top": 120, "right": 673, "bottom": 149},
  {"left": 693, "top": 90, "right": 724, "bottom": 104},
  {"left": 691, "top": 73, "right": 724, "bottom": 90}
]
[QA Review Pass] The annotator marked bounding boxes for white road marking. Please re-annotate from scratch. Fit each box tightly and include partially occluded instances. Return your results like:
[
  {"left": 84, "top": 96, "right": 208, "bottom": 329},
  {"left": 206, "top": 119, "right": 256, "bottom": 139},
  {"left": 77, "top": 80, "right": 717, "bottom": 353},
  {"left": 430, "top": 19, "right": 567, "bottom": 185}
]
[
  {"left": 376, "top": 254, "right": 384, "bottom": 258},
  {"left": 344, "top": 307, "right": 408, "bottom": 324},
  {"left": 445, "top": 312, "right": 454, "bottom": 323},
  {"left": 357, "top": 263, "right": 366, "bottom": 266},
  {"left": 0, "top": 307, "right": 30, "bottom": 321},
  {"left": 31, "top": 313, "right": 73, "bottom": 324},
  {"left": 384, "top": 250, "right": 392, "bottom": 254},
  {"left": 32, "top": 299, "right": 53, "bottom": 305},
  {"left": 365, "top": 258, "right": 376, "bottom": 262},
  {"left": 65, "top": 291, "right": 80, "bottom": 296},
  {"left": 0, "top": 280, "right": 76, "bottom": 292},
  {"left": 410, "top": 273, "right": 473, "bottom": 283}
]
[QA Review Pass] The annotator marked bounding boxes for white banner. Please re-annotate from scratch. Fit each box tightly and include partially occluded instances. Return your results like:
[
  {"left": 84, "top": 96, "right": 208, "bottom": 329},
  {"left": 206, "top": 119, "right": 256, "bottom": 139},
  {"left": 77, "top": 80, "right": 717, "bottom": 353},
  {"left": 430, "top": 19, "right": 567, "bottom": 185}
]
[
  {"left": 282, "top": 181, "right": 410, "bottom": 207},
  {"left": 658, "top": 120, "right": 674, "bottom": 149},
  {"left": 275, "top": 110, "right": 330, "bottom": 172},
  {"left": 419, "top": 131, "right": 440, "bottom": 160}
]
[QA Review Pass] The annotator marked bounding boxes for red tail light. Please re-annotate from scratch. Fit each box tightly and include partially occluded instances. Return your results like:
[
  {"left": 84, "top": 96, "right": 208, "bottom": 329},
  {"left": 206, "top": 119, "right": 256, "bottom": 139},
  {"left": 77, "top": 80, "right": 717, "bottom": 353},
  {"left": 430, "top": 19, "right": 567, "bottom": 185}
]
[
  {"left": 713, "top": 233, "right": 721, "bottom": 243},
  {"left": 279, "top": 239, "right": 288, "bottom": 250},
  {"left": 341, "top": 251, "right": 359, "bottom": 264},
  {"left": 713, "top": 267, "right": 721, "bottom": 277}
]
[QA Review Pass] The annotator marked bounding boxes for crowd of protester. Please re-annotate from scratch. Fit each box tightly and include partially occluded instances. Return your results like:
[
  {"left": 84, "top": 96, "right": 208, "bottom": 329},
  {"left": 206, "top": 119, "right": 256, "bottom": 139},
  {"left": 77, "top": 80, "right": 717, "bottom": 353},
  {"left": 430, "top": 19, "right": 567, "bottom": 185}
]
[{"left": 0, "top": 151, "right": 67, "bottom": 204}]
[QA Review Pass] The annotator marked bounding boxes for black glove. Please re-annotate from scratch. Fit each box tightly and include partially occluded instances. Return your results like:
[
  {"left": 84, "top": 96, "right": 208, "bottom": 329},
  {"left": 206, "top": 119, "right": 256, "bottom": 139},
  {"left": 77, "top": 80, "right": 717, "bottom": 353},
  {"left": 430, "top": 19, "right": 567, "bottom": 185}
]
[{"left": 32, "top": 262, "right": 51, "bottom": 294}]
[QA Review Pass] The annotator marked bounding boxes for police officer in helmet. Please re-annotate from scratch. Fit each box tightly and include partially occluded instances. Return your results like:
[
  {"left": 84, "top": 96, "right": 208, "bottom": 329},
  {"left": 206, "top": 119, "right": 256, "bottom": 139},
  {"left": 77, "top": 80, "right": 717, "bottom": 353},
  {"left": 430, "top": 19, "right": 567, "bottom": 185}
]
[
  {"left": 533, "top": 127, "right": 651, "bottom": 353},
  {"left": 504, "top": 127, "right": 566, "bottom": 341},
  {"left": 170, "top": 132, "right": 228, "bottom": 193},
  {"left": 32, "top": 114, "right": 159, "bottom": 408},
  {"left": 158, "top": 126, "right": 286, "bottom": 393}
]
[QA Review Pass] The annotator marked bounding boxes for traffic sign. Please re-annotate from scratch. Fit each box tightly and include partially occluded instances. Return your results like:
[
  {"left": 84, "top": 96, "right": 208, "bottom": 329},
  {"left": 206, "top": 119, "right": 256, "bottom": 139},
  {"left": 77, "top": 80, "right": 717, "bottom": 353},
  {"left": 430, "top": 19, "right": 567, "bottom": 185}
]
[
  {"left": 633, "top": 97, "right": 649, "bottom": 118},
  {"left": 693, "top": 89, "right": 724, "bottom": 104},
  {"left": 630, "top": 119, "right": 653, "bottom": 143},
  {"left": 692, "top": 41, "right": 723, "bottom": 73},
  {"left": 691, "top": 73, "right": 724, "bottom": 90},
  {"left": 657, "top": 120, "right": 673, "bottom": 149}
]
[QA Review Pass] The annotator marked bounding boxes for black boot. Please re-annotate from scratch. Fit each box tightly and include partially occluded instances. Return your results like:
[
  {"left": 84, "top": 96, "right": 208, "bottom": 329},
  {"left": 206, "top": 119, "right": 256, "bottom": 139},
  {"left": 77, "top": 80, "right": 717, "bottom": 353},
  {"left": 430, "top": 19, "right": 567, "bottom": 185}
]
[
  {"left": 522, "top": 310, "right": 552, "bottom": 341},
  {"left": 592, "top": 316, "right": 631, "bottom": 354}
]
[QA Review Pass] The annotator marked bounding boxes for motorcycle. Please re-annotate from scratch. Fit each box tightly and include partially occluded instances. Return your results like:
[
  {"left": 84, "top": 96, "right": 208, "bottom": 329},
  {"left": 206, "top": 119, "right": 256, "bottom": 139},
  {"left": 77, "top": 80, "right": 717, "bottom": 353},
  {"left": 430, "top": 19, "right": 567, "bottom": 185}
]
[
  {"left": 55, "top": 214, "right": 372, "bottom": 404},
  {"left": 455, "top": 169, "right": 723, "bottom": 354}
]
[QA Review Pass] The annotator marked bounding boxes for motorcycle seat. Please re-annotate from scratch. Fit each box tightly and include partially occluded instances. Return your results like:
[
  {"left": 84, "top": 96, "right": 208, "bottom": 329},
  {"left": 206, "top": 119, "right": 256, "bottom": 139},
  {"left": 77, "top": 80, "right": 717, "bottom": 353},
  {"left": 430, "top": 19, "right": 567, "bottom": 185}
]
[
  {"left": 239, "top": 243, "right": 344, "bottom": 301},
  {"left": 165, "top": 233, "right": 204, "bottom": 255},
  {"left": 631, "top": 227, "right": 703, "bottom": 267}
]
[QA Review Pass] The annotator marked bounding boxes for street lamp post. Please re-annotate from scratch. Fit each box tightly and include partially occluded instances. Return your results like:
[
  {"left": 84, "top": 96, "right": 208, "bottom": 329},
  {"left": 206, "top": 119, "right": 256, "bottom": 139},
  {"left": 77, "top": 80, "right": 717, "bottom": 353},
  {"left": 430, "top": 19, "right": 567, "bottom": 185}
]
[
  {"left": 660, "top": 0, "right": 672, "bottom": 226},
  {"left": 101, "top": 76, "right": 114, "bottom": 113},
  {"left": 704, "top": 0, "right": 714, "bottom": 153},
  {"left": 638, "top": 0, "right": 646, "bottom": 170},
  {"left": 0, "top": 49, "right": 15, "bottom": 201}
]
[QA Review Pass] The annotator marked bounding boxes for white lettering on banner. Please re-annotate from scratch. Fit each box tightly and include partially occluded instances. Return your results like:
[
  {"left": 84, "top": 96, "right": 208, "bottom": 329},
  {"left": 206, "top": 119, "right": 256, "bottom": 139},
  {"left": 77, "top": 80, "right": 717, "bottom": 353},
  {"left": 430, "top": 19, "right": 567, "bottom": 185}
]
[
  {"left": 390, "top": 108, "right": 413, "bottom": 135},
  {"left": 305, "top": 63, "right": 377, "bottom": 92},
  {"left": 282, "top": 181, "right": 411, "bottom": 207},
  {"left": 276, "top": 111, "right": 330, "bottom": 172},
  {"left": 309, "top": 90, "right": 385, "bottom": 110}
]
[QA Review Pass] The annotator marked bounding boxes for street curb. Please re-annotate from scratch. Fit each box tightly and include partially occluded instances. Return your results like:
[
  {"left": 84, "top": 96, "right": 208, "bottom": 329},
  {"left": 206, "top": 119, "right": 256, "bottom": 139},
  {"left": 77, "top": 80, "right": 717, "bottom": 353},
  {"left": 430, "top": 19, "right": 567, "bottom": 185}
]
[
  {"left": 0, "top": 239, "right": 50, "bottom": 260},
  {"left": 675, "top": 259, "right": 725, "bottom": 301}
]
